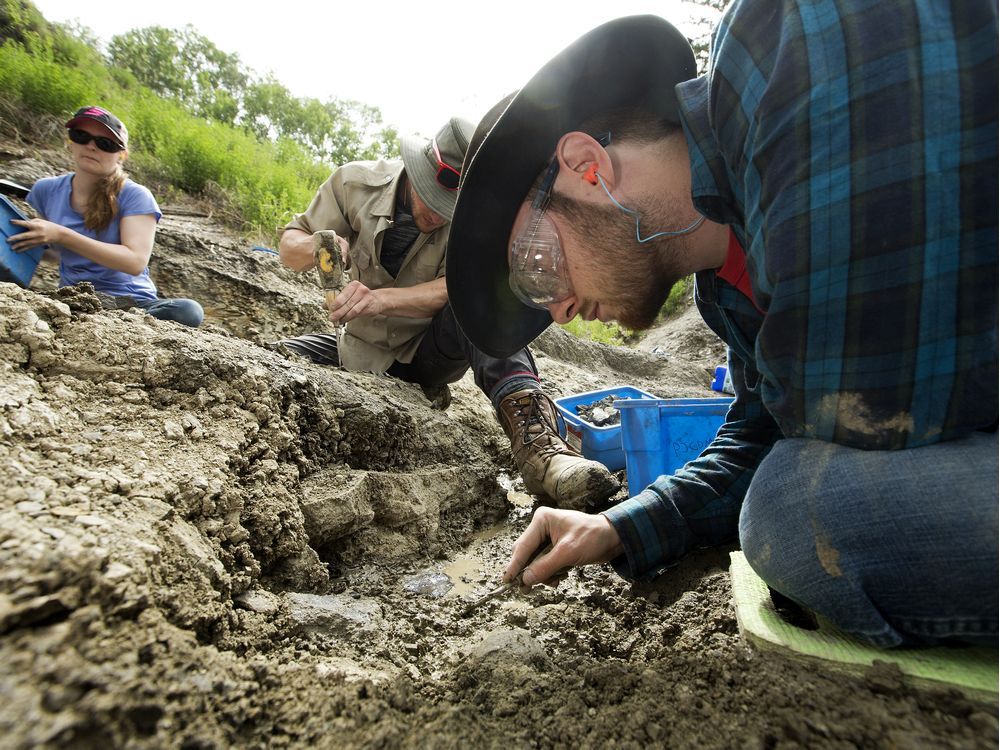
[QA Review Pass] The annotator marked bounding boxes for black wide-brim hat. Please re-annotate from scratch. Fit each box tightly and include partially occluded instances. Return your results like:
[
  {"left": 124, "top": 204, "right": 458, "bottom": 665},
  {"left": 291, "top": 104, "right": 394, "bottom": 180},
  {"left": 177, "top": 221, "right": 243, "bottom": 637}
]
[{"left": 446, "top": 15, "right": 696, "bottom": 359}]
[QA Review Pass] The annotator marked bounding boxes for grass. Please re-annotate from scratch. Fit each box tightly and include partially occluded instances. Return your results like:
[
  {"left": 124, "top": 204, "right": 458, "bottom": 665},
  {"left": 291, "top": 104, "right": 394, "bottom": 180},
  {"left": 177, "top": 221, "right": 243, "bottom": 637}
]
[
  {"left": 559, "top": 275, "right": 695, "bottom": 346},
  {"left": 0, "top": 38, "right": 329, "bottom": 243},
  {"left": 1, "top": 1, "right": 700, "bottom": 349},
  {"left": 560, "top": 318, "right": 629, "bottom": 347},
  {"left": 658, "top": 275, "right": 694, "bottom": 322}
]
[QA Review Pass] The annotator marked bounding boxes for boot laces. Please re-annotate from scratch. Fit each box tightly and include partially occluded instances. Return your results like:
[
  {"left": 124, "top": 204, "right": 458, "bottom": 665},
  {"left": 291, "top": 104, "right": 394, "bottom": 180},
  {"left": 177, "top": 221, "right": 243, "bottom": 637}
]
[{"left": 508, "top": 391, "right": 570, "bottom": 458}]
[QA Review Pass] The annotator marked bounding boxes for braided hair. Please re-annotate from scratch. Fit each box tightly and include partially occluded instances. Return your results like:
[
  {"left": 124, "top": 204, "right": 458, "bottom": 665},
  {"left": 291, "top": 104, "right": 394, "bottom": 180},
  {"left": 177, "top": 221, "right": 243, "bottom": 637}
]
[{"left": 83, "top": 165, "right": 127, "bottom": 233}]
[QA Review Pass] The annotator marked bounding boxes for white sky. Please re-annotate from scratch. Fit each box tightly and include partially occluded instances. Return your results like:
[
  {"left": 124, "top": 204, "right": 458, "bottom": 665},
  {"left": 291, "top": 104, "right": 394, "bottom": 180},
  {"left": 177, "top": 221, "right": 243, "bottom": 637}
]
[{"left": 31, "top": 0, "right": 716, "bottom": 138}]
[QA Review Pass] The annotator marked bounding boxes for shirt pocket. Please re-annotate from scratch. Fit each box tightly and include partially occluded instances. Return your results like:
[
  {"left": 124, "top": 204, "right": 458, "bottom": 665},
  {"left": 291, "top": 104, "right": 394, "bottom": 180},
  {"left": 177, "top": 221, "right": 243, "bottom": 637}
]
[
  {"left": 412, "top": 239, "right": 445, "bottom": 279},
  {"left": 349, "top": 233, "right": 372, "bottom": 271}
]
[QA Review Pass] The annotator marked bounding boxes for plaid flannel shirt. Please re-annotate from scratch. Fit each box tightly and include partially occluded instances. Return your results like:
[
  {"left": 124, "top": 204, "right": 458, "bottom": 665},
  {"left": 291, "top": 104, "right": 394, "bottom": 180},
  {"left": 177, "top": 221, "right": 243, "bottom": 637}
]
[{"left": 605, "top": 0, "right": 999, "bottom": 579}]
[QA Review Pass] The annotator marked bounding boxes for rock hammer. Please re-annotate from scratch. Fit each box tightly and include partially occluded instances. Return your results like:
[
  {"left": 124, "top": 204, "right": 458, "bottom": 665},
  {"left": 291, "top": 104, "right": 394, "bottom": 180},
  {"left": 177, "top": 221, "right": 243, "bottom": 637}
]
[{"left": 312, "top": 230, "right": 346, "bottom": 311}]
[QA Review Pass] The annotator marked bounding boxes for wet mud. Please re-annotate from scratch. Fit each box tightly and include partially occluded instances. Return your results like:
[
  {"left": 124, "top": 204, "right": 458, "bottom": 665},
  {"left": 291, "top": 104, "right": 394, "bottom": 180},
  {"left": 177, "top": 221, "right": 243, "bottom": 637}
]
[{"left": 0, "top": 139, "right": 996, "bottom": 749}]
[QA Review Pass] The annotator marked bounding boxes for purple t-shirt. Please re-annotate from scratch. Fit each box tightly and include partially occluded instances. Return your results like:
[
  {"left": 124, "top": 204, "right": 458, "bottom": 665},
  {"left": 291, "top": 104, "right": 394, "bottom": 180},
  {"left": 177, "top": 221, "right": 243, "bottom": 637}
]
[{"left": 27, "top": 174, "right": 162, "bottom": 300}]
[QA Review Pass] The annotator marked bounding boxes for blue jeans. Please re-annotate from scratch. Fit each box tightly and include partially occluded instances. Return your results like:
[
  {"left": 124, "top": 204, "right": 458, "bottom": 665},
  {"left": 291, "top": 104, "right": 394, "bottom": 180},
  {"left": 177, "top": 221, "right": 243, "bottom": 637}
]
[
  {"left": 133, "top": 298, "right": 204, "bottom": 328},
  {"left": 739, "top": 431, "right": 998, "bottom": 647}
]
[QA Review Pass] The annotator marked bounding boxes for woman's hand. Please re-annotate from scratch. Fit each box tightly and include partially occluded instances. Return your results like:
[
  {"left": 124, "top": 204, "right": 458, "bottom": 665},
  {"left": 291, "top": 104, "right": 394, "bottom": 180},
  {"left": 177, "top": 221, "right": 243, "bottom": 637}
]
[{"left": 8, "top": 219, "right": 63, "bottom": 252}]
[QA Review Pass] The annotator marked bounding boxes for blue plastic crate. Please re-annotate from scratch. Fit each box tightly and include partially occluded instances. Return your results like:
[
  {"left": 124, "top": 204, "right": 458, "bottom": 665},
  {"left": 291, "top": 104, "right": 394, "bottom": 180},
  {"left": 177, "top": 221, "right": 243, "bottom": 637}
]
[
  {"left": 0, "top": 195, "right": 43, "bottom": 287},
  {"left": 616, "top": 397, "right": 733, "bottom": 497},
  {"left": 554, "top": 385, "right": 658, "bottom": 471}
]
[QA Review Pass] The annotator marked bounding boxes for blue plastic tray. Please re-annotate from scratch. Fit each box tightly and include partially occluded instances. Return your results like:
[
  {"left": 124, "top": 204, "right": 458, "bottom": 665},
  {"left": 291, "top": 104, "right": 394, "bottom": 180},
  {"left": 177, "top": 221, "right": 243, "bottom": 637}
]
[
  {"left": 617, "top": 397, "right": 733, "bottom": 496},
  {"left": 554, "top": 385, "right": 659, "bottom": 471},
  {"left": 0, "top": 194, "right": 43, "bottom": 287}
]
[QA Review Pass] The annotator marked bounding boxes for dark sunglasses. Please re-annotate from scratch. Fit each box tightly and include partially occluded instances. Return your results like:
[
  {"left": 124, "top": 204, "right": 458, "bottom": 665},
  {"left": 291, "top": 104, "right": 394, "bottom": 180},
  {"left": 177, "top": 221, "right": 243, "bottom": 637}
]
[
  {"left": 68, "top": 128, "right": 124, "bottom": 153},
  {"left": 431, "top": 137, "right": 461, "bottom": 190}
]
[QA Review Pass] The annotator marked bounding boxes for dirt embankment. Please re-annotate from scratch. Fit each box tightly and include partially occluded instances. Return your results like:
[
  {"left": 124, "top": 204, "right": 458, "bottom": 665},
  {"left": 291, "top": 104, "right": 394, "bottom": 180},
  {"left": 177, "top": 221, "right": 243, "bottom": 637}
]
[{"left": 0, "top": 138, "right": 995, "bottom": 749}]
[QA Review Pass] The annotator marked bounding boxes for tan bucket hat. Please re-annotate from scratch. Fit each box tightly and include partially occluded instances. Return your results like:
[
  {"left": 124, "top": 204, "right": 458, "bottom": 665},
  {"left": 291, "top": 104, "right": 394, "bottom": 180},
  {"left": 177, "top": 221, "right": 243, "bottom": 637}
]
[{"left": 400, "top": 117, "right": 474, "bottom": 221}]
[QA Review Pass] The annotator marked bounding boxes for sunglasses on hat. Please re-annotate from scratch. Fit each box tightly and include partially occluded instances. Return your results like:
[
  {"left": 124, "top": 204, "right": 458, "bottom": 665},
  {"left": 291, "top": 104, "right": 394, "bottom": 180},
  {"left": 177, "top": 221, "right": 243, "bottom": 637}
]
[
  {"left": 68, "top": 128, "right": 124, "bottom": 153},
  {"left": 431, "top": 137, "right": 461, "bottom": 190}
]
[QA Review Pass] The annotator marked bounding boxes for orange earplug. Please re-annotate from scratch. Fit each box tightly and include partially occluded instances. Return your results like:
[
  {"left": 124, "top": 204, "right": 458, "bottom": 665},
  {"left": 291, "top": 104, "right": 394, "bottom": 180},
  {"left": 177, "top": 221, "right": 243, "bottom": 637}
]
[{"left": 583, "top": 162, "right": 600, "bottom": 185}]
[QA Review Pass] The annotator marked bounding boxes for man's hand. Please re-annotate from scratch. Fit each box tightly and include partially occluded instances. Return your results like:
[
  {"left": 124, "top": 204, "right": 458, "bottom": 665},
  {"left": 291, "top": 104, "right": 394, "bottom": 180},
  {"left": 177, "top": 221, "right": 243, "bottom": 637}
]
[
  {"left": 336, "top": 234, "right": 349, "bottom": 267},
  {"left": 327, "top": 280, "right": 384, "bottom": 322},
  {"left": 328, "top": 277, "right": 447, "bottom": 322},
  {"left": 313, "top": 231, "right": 350, "bottom": 270},
  {"left": 8, "top": 218, "right": 61, "bottom": 251},
  {"left": 503, "top": 507, "right": 625, "bottom": 587}
]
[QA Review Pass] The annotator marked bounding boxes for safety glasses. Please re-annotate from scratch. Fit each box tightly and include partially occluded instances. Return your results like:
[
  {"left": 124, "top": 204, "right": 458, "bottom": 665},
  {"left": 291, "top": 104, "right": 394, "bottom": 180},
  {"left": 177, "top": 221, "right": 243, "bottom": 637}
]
[
  {"left": 68, "top": 128, "right": 123, "bottom": 153},
  {"left": 508, "top": 157, "right": 572, "bottom": 309},
  {"left": 431, "top": 137, "right": 461, "bottom": 190},
  {"left": 507, "top": 133, "right": 611, "bottom": 309},
  {"left": 509, "top": 208, "right": 573, "bottom": 309}
]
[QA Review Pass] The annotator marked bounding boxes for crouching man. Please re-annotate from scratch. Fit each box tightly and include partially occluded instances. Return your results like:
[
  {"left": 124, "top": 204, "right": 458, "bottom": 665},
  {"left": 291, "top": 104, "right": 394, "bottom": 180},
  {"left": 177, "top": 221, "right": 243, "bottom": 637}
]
[
  {"left": 278, "top": 117, "right": 619, "bottom": 509},
  {"left": 446, "top": 11, "right": 998, "bottom": 647}
]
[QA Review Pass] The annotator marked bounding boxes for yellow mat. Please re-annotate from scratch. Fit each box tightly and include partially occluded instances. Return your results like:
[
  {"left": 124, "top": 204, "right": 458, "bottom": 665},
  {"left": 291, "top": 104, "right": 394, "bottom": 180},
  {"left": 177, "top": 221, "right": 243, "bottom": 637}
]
[{"left": 729, "top": 551, "right": 998, "bottom": 702}]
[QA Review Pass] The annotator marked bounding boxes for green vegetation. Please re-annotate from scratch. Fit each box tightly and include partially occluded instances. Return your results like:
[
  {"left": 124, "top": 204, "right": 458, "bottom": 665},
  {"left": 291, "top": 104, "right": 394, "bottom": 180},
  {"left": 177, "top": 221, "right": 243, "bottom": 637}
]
[
  {"left": 106, "top": 24, "right": 397, "bottom": 164},
  {"left": 658, "top": 274, "right": 694, "bottom": 321},
  {"left": 558, "top": 275, "right": 694, "bottom": 345},
  {"left": 560, "top": 318, "right": 629, "bottom": 347},
  {"left": 0, "top": 0, "right": 397, "bottom": 241}
]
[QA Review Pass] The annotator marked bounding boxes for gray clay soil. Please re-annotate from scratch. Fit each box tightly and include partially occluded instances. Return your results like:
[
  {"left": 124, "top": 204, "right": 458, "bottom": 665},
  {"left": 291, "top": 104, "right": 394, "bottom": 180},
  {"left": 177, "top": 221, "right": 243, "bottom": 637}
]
[{"left": 0, "top": 137, "right": 996, "bottom": 749}]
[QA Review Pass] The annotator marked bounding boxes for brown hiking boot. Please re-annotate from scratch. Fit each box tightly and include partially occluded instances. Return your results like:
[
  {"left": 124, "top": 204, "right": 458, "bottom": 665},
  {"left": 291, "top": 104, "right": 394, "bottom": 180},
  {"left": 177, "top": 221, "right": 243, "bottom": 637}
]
[{"left": 497, "top": 389, "right": 620, "bottom": 510}]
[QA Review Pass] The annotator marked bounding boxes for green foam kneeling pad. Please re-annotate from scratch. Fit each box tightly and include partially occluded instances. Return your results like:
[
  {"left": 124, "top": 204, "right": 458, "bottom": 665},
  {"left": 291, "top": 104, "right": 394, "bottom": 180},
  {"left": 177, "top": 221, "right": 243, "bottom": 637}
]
[{"left": 729, "top": 551, "right": 998, "bottom": 702}]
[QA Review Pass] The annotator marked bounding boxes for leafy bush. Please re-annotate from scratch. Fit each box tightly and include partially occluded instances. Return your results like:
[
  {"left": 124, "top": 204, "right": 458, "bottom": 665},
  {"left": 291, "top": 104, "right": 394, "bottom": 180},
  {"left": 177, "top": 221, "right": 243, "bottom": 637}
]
[
  {"left": 658, "top": 275, "right": 694, "bottom": 321},
  {"left": 0, "top": 1, "right": 395, "bottom": 241},
  {"left": 0, "top": 42, "right": 103, "bottom": 121},
  {"left": 123, "top": 93, "right": 329, "bottom": 235},
  {"left": 1, "top": 0, "right": 50, "bottom": 52},
  {"left": 560, "top": 318, "right": 629, "bottom": 347}
]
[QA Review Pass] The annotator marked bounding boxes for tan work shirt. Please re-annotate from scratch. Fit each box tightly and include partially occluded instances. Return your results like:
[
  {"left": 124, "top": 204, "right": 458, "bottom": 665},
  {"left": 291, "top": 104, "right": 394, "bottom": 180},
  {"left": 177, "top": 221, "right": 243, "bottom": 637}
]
[{"left": 285, "top": 160, "right": 448, "bottom": 373}]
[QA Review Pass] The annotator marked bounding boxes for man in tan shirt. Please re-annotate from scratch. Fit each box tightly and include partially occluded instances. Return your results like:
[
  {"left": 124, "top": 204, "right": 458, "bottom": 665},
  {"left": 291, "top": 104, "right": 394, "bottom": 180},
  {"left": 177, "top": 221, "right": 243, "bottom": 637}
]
[{"left": 278, "top": 118, "right": 619, "bottom": 509}]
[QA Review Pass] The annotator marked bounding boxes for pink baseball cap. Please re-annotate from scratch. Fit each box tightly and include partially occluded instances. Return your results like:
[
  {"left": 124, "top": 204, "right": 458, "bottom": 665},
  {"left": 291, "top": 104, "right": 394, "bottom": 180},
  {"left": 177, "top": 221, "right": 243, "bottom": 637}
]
[{"left": 65, "top": 106, "right": 128, "bottom": 149}]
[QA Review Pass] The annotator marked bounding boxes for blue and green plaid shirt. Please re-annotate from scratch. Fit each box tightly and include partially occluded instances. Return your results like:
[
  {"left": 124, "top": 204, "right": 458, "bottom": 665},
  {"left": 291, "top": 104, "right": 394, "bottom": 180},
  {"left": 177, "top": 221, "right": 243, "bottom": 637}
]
[{"left": 605, "top": 0, "right": 999, "bottom": 579}]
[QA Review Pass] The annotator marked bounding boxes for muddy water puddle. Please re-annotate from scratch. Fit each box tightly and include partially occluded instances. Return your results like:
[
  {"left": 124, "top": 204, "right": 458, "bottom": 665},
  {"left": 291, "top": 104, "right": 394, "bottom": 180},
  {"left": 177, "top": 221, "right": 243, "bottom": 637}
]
[
  {"left": 400, "top": 519, "right": 508, "bottom": 601},
  {"left": 402, "top": 482, "right": 535, "bottom": 602}
]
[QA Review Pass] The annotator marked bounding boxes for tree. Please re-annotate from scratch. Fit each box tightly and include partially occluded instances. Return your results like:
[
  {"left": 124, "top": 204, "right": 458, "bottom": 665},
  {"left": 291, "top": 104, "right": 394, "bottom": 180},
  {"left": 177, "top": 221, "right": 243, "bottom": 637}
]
[
  {"left": 109, "top": 24, "right": 396, "bottom": 165},
  {"left": 0, "top": 0, "right": 103, "bottom": 68},
  {"left": 241, "top": 75, "right": 297, "bottom": 141},
  {"left": 0, "top": 0, "right": 49, "bottom": 51},
  {"left": 241, "top": 76, "right": 396, "bottom": 164},
  {"left": 686, "top": 0, "right": 730, "bottom": 74},
  {"left": 108, "top": 25, "right": 247, "bottom": 125}
]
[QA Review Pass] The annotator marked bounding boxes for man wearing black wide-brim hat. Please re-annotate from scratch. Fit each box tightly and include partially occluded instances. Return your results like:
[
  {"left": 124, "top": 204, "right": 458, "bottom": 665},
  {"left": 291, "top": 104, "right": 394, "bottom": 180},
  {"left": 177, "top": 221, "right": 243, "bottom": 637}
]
[
  {"left": 277, "top": 118, "right": 619, "bottom": 509},
  {"left": 448, "top": 10, "right": 998, "bottom": 648}
]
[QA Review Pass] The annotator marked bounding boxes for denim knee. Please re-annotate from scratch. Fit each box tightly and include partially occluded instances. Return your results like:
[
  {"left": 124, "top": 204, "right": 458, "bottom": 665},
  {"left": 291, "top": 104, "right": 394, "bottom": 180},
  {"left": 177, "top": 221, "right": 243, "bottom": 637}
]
[
  {"left": 738, "top": 435, "right": 998, "bottom": 647},
  {"left": 148, "top": 298, "right": 204, "bottom": 327},
  {"left": 737, "top": 442, "right": 817, "bottom": 596}
]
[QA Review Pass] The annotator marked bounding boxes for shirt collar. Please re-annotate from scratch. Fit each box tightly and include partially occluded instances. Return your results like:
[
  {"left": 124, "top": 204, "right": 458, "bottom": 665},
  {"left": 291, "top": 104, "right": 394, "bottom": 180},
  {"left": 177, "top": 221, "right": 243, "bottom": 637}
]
[
  {"left": 371, "top": 163, "right": 405, "bottom": 219},
  {"left": 676, "top": 75, "right": 743, "bottom": 228}
]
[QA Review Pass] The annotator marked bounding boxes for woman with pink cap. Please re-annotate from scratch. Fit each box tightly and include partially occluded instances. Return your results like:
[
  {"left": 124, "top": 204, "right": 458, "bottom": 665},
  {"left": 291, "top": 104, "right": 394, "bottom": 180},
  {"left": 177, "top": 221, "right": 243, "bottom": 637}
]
[{"left": 9, "top": 105, "right": 203, "bottom": 326}]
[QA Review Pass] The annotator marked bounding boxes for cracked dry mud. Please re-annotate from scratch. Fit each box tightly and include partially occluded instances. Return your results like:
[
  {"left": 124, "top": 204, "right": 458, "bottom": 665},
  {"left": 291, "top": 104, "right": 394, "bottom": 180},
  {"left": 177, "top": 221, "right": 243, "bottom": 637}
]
[{"left": 0, "top": 140, "right": 996, "bottom": 749}]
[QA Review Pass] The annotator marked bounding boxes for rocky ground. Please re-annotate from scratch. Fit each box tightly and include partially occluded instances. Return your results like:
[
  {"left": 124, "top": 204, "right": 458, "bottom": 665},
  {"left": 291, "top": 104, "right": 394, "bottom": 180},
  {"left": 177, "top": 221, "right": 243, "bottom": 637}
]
[{"left": 0, "top": 137, "right": 996, "bottom": 749}]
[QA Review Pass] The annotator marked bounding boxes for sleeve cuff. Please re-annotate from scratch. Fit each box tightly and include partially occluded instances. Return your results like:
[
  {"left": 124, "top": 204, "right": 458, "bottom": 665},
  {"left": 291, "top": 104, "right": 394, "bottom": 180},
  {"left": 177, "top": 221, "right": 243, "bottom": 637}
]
[{"left": 602, "top": 486, "right": 692, "bottom": 581}]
